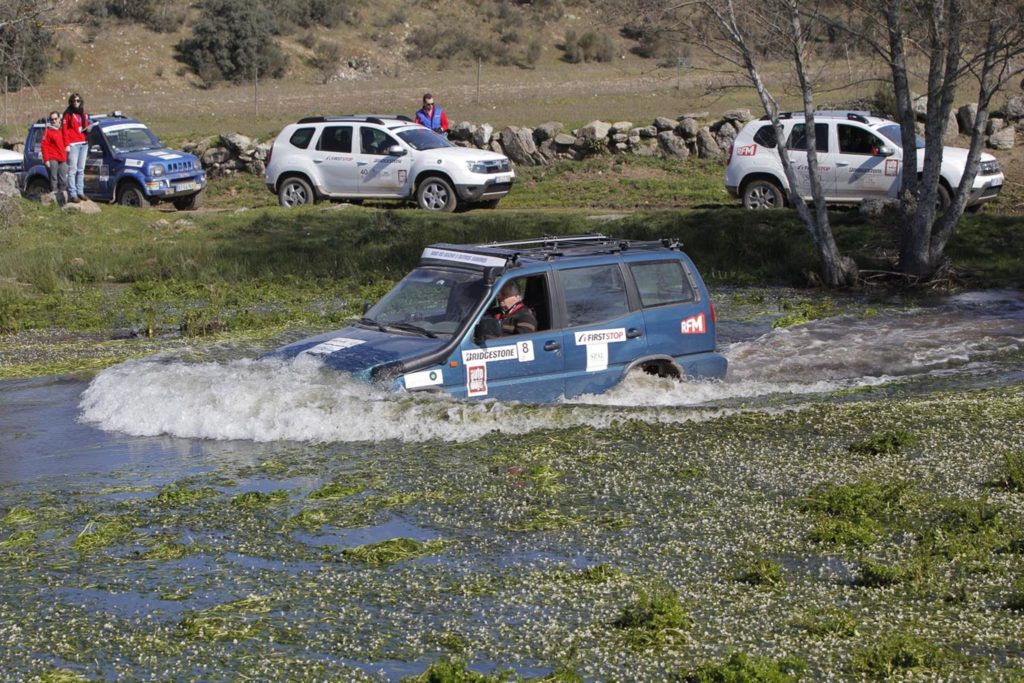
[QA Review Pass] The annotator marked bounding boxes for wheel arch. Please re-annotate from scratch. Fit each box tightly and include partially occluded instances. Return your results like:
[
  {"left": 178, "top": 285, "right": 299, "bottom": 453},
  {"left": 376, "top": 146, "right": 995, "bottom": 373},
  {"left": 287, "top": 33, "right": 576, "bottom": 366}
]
[
  {"left": 738, "top": 172, "right": 789, "bottom": 199},
  {"left": 276, "top": 171, "right": 319, "bottom": 198},
  {"left": 413, "top": 169, "right": 456, "bottom": 192},
  {"left": 624, "top": 355, "right": 683, "bottom": 380}
]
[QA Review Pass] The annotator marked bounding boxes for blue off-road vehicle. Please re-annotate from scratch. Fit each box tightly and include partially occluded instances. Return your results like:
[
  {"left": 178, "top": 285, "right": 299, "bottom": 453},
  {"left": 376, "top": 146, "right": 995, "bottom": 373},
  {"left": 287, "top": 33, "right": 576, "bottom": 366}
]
[
  {"left": 21, "top": 113, "right": 206, "bottom": 209},
  {"left": 268, "top": 235, "right": 727, "bottom": 402}
]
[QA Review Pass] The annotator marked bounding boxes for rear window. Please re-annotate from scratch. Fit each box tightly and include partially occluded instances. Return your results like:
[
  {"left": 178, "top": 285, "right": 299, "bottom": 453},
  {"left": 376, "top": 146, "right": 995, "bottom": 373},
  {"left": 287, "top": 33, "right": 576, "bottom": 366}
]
[
  {"left": 289, "top": 127, "right": 315, "bottom": 149},
  {"left": 316, "top": 126, "right": 352, "bottom": 153},
  {"left": 629, "top": 261, "right": 695, "bottom": 307}
]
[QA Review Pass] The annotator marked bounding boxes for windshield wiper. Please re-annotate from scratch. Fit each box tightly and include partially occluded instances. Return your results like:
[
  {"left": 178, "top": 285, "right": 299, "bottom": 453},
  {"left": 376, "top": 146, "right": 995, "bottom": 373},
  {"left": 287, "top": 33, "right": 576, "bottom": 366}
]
[
  {"left": 388, "top": 322, "right": 438, "bottom": 338},
  {"left": 357, "top": 317, "right": 388, "bottom": 332}
]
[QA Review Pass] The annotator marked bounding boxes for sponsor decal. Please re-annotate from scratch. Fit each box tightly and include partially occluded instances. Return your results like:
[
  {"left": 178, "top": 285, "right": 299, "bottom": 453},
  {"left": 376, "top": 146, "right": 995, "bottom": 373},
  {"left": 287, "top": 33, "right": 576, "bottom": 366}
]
[
  {"left": 398, "top": 170, "right": 407, "bottom": 184},
  {"left": 301, "top": 337, "right": 365, "bottom": 356},
  {"left": 885, "top": 159, "right": 899, "bottom": 176},
  {"left": 360, "top": 169, "right": 368, "bottom": 176},
  {"left": 466, "top": 364, "right": 487, "bottom": 396},
  {"left": 737, "top": 145, "right": 757, "bottom": 156},
  {"left": 326, "top": 155, "right": 353, "bottom": 162},
  {"left": 125, "top": 159, "right": 144, "bottom": 168},
  {"left": 404, "top": 368, "right": 444, "bottom": 389},
  {"left": 102, "top": 123, "right": 147, "bottom": 133},
  {"left": 586, "top": 344, "right": 609, "bottom": 372},
  {"left": 681, "top": 313, "right": 706, "bottom": 334},
  {"left": 422, "top": 247, "right": 507, "bottom": 268},
  {"left": 574, "top": 328, "right": 626, "bottom": 345},
  {"left": 462, "top": 340, "right": 534, "bottom": 365},
  {"left": 150, "top": 152, "right": 182, "bottom": 160}
]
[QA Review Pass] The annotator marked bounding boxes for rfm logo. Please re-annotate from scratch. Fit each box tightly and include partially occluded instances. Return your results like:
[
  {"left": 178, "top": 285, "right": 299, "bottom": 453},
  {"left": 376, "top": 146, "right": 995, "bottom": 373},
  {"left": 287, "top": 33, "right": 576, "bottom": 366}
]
[{"left": 681, "top": 313, "right": 706, "bottom": 334}]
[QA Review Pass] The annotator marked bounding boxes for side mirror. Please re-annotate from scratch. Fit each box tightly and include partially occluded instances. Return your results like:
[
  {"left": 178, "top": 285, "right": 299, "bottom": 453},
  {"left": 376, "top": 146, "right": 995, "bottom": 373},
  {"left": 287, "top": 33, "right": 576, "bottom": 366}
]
[
  {"left": 876, "top": 145, "right": 896, "bottom": 157},
  {"left": 362, "top": 301, "right": 372, "bottom": 315},
  {"left": 387, "top": 145, "right": 407, "bottom": 157},
  {"left": 474, "top": 317, "right": 502, "bottom": 344}
]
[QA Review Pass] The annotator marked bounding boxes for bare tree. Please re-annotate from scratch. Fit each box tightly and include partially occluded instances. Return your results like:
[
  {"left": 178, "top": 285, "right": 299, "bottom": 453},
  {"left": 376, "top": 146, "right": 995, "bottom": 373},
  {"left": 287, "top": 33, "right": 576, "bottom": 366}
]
[
  {"left": 832, "top": 0, "right": 1024, "bottom": 279},
  {"left": 0, "top": 0, "right": 74, "bottom": 91}
]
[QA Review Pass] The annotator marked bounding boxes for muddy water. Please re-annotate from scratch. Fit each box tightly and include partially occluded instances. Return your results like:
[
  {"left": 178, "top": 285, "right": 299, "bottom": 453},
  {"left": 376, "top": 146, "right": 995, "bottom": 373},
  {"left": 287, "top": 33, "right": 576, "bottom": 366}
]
[{"left": 1, "top": 288, "right": 1023, "bottom": 680}]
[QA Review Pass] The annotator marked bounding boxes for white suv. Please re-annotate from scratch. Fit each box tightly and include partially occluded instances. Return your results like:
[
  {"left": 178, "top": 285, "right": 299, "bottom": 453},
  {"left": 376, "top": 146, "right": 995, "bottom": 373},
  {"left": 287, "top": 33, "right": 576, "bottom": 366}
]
[
  {"left": 265, "top": 115, "right": 515, "bottom": 212},
  {"left": 725, "top": 111, "right": 1004, "bottom": 211}
]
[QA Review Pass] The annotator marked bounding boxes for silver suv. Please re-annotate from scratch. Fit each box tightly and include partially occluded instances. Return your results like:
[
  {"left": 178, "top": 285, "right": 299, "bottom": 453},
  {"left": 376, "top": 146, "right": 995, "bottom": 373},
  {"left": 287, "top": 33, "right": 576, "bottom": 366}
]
[
  {"left": 265, "top": 115, "right": 515, "bottom": 212},
  {"left": 725, "top": 111, "right": 1004, "bottom": 211}
]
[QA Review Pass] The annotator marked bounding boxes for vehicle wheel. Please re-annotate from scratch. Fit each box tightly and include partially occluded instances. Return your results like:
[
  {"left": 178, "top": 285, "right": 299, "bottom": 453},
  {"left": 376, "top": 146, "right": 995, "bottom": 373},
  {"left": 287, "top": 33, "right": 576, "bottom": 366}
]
[
  {"left": 742, "top": 179, "right": 785, "bottom": 210},
  {"left": 117, "top": 182, "right": 153, "bottom": 208},
  {"left": 173, "top": 192, "right": 202, "bottom": 211},
  {"left": 25, "top": 177, "right": 50, "bottom": 200},
  {"left": 416, "top": 177, "right": 457, "bottom": 212},
  {"left": 278, "top": 177, "right": 315, "bottom": 208},
  {"left": 965, "top": 203, "right": 982, "bottom": 214},
  {"left": 935, "top": 183, "right": 951, "bottom": 214}
]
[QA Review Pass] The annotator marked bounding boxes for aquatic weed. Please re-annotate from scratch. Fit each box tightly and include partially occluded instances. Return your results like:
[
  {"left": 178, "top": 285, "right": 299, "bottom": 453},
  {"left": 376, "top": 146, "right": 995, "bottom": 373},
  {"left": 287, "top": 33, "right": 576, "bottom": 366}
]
[
  {"left": 308, "top": 480, "right": 366, "bottom": 500},
  {"left": 402, "top": 655, "right": 510, "bottom": 682},
  {"left": 734, "top": 558, "right": 784, "bottom": 587},
  {"left": 684, "top": 651, "right": 807, "bottom": 683},
  {"left": 991, "top": 451, "right": 1024, "bottom": 491},
  {"left": 1, "top": 505, "right": 37, "bottom": 526},
  {"left": 848, "top": 633, "right": 956, "bottom": 678},
  {"left": 35, "top": 670, "right": 90, "bottom": 683},
  {"left": 612, "top": 586, "right": 691, "bottom": 649},
  {"left": 790, "top": 607, "right": 858, "bottom": 637},
  {"left": 342, "top": 538, "right": 446, "bottom": 566},
  {"left": 853, "top": 558, "right": 905, "bottom": 588},
  {"left": 178, "top": 595, "right": 273, "bottom": 642},
  {"left": 1005, "top": 578, "right": 1024, "bottom": 611},
  {"left": 72, "top": 516, "right": 138, "bottom": 554},
  {"left": 153, "top": 485, "right": 220, "bottom": 507},
  {"left": 230, "top": 490, "right": 289, "bottom": 510},
  {"left": 848, "top": 430, "right": 916, "bottom": 455}
]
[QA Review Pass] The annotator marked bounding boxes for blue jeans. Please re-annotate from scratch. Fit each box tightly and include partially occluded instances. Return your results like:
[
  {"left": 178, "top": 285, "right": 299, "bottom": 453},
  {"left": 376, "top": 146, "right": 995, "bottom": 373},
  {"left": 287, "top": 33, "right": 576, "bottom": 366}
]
[{"left": 67, "top": 142, "right": 87, "bottom": 198}]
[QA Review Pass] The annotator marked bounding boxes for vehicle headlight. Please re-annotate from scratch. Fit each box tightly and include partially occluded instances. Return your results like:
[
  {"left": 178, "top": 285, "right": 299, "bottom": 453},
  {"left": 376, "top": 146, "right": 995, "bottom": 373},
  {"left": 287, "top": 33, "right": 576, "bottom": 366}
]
[
  {"left": 466, "top": 161, "right": 489, "bottom": 174},
  {"left": 980, "top": 159, "right": 1001, "bottom": 175},
  {"left": 150, "top": 165, "right": 164, "bottom": 177}
]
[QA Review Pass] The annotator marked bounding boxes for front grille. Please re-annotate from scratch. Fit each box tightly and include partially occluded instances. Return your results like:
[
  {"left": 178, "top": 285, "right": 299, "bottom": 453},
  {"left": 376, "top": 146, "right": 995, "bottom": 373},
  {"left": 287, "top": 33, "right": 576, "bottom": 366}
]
[
  {"left": 479, "top": 159, "right": 511, "bottom": 174},
  {"left": 0, "top": 162, "right": 21, "bottom": 173},
  {"left": 166, "top": 161, "right": 194, "bottom": 173}
]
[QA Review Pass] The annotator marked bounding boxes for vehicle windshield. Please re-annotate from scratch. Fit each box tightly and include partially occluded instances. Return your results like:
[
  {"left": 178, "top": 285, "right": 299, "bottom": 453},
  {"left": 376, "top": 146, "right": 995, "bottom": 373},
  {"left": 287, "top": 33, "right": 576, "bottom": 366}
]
[
  {"left": 878, "top": 124, "right": 925, "bottom": 149},
  {"left": 362, "top": 267, "right": 487, "bottom": 336},
  {"left": 397, "top": 127, "right": 453, "bottom": 151},
  {"left": 102, "top": 125, "right": 163, "bottom": 154}
]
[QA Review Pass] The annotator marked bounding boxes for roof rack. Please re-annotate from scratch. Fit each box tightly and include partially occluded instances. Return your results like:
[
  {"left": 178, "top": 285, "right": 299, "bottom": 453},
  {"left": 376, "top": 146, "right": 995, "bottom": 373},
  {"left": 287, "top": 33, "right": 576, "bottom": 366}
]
[
  {"left": 297, "top": 115, "right": 414, "bottom": 125},
  {"left": 480, "top": 234, "right": 611, "bottom": 250},
  {"left": 761, "top": 110, "right": 879, "bottom": 124}
]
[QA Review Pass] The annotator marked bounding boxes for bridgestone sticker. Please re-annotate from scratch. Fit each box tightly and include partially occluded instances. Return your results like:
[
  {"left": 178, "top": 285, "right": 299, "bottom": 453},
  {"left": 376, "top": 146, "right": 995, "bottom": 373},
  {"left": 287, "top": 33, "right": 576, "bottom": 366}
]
[
  {"left": 404, "top": 368, "right": 444, "bottom": 389},
  {"left": 301, "top": 337, "right": 365, "bottom": 356},
  {"left": 466, "top": 364, "right": 487, "bottom": 396},
  {"left": 461, "top": 340, "right": 533, "bottom": 365},
  {"left": 574, "top": 328, "right": 625, "bottom": 372}
]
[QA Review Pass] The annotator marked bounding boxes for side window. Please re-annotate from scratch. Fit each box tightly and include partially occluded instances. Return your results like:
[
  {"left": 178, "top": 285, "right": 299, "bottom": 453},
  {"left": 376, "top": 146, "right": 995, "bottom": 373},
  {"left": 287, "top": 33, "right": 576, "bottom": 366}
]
[
  {"left": 786, "top": 123, "right": 829, "bottom": 152},
  {"left": 629, "top": 261, "right": 695, "bottom": 307},
  {"left": 289, "top": 127, "right": 315, "bottom": 149},
  {"left": 30, "top": 129, "right": 42, "bottom": 157},
  {"left": 316, "top": 126, "right": 352, "bottom": 153},
  {"left": 360, "top": 127, "right": 397, "bottom": 156},
  {"left": 838, "top": 124, "right": 884, "bottom": 155},
  {"left": 752, "top": 124, "right": 777, "bottom": 148},
  {"left": 561, "top": 265, "right": 630, "bottom": 327}
]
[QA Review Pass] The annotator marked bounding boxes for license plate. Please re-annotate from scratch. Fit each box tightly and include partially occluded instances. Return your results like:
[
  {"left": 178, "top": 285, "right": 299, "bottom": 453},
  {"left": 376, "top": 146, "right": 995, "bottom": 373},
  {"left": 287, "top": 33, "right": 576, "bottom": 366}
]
[
  {"left": 494, "top": 175, "right": 511, "bottom": 183},
  {"left": 174, "top": 182, "right": 196, "bottom": 192}
]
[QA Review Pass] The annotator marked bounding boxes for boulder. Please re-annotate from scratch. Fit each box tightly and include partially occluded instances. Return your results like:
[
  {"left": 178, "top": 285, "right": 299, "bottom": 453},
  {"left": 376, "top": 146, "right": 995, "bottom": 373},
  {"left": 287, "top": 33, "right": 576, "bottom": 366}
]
[
  {"left": 987, "top": 118, "right": 1006, "bottom": 135},
  {"left": 654, "top": 116, "right": 676, "bottom": 132},
  {"left": 721, "top": 109, "right": 752, "bottom": 123},
  {"left": 714, "top": 121, "right": 738, "bottom": 150},
  {"left": 942, "top": 110, "right": 960, "bottom": 145},
  {"left": 636, "top": 125, "right": 658, "bottom": 139},
  {"left": 579, "top": 120, "right": 612, "bottom": 141},
  {"left": 1005, "top": 94, "right": 1024, "bottom": 121},
  {"left": 500, "top": 126, "right": 540, "bottom": 165},
  {"left": 63, "top": 198, "right": 101, "bottom": 214},
  {"left": 912, "top": 93, "right": 928, "bottom": 119},
  {"left": 252, "top": 142, "right": 272, "bottom": 161},
  {"left": 859, "top": 198, "right": 901, "bottom": 218},
  {"left": 0, "top": 172, "right": 19, "bottom": 197},
  {"left": 248, "top": 160, "right": 266, "bottom": 176},
  {"left": 553, "top": 133, "right": 577, "bottom": 146},
  {"left": 202, "top": 146, "right": 231, "bottom": 165},
  {"left": 533, "top": 121, "right": 564, "bottom": 143},
  {"left": 220, "top": 133, "right": 252, "bottom": 154},
  {"left": 657, "top": 131, "right": 690, "bottom": 158},
  {"left": 675, "top": 117, "right": 701, "bottom": 138},
  {"left": 956, "top": 103, "right": 978, "bottom": 134},
  {"left": 988, "top": 125, "right": 1015, "bottom": 150},
  {"left": 610, "top": 121, "right": 633, "bottom": 134},
  {"left": 632, "top": 140, "right": 660, "bottom": 157},
  {"left": 472, "top": 123, "right": 494, "bottom": 148},
  {"left": 449, "top": 121, "right": 476, "bottom": 142},
  {"left": 696, "top": 128, "right": 723, "bottom": 160}
]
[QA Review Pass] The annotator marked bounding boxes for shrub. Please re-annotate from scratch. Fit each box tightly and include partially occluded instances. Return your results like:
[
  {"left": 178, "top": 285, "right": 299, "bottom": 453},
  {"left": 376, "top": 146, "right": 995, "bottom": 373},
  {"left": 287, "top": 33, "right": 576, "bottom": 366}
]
[
  {"left": 310, "top": 41, "right": 342, "bottom": 83},
  {"left": 993, "top": 451, "right": 1024, "bottom": 491},
  {"left": 175, "top": 0, "right": 288, "bottom": 84},
  {"left": 562, "top": 29, "right": 615, "bottom": 64},
  {"left": 612, "top": 586, "right": 691, "bottom": 648},
  {"left": 848, "top": 429, "right": 916, "bottom": 455}
]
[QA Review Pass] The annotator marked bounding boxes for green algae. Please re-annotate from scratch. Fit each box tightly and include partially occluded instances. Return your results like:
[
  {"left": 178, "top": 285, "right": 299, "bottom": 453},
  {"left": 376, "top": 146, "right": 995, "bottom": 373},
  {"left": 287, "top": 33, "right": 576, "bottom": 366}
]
[
  {"left": 848, "top": 429, "right": 917, "bottom": 455},
  {"left": 72, "top": 515, "right": 139, "bottom": 554},
  {"left": 733, "top": 558, "right": 784, "bottom": 587},
  {"left": 686, "top": 651, "right": 807, "bottom": 683},
  {"left": 342, "top": 537, "right": 447, "bottom": 566},
  {"left": 230, "top": 490, "right": 289, "bottom": 510},
  {"left": 612, "top": 586, "right": 691, "bottom": 649},
  {"left": 153, "top": 485, "right": 221, "bottom": 507},
  {"left": 1, "top": 505, "right": 37, "bottom": 526}
]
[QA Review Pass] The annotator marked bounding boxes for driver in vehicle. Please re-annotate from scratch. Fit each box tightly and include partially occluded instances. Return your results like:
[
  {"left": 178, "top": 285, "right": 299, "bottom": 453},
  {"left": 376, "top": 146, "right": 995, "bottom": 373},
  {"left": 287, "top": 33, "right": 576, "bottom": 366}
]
[{"left": 492, "top": 282, "right": 537, "bottom": 335}]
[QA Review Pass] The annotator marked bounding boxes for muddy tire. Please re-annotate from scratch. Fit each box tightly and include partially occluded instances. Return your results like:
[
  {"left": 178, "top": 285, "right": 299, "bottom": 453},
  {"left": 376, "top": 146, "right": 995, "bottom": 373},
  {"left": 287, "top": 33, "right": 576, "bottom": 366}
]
[
  {"left": 25, "top": 177, "right": 51, "bottom": 200},
  {"left": 936, "top": 183, "right": 951, "bottom": 214},
  {"left": 278, "top": 176, "right": 315, "bottom": 208},
  {"left": 742, "top": 179, "right": 785, "bottom": 210},
  {"left": 117, "top": 182, "right": 153, "bottom": 208},
  {"left": 416, "top": 176, "right": 458, "bottom": 212}
]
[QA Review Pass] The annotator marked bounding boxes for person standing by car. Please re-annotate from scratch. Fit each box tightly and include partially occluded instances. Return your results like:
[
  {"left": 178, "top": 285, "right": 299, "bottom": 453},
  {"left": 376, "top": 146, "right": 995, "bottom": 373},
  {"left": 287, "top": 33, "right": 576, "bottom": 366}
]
[
  {"left": 41, "top": 111, "right": 68, "bottom": 200},
  {"left": 61, "top": 93, "right": 92, "bottom": 203},
  {"left": 414, "top": 93, "right": 449, "bottom": 136}
]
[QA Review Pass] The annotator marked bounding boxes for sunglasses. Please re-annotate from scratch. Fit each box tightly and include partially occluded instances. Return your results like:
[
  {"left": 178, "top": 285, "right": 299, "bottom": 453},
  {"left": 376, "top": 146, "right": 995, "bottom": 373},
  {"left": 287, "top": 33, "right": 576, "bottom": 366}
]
[
  {"left": 49, "top": 117, "right": 59, "bottom": 121},
  {"left": 73, "top": 98, "right": 81, "bottom": 102}
]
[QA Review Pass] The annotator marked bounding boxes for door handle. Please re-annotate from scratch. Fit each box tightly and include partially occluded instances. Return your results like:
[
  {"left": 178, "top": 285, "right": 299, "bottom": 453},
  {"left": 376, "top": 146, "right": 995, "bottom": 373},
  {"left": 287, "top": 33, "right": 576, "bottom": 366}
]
[
  {"left": 836, "top": 162, "right": 850, "bottom": 167},
  {"left": 543, "top": 341, "right": 561, "bottom": 351},
  {"left": 357, "top": 162, "right": 368, "bottom": 166},
  {"left": 626, "top": 329, "right": 642, "bottom": 339},
  {"left": 313, "top": 159, "right": 324, "bottom": 164}
]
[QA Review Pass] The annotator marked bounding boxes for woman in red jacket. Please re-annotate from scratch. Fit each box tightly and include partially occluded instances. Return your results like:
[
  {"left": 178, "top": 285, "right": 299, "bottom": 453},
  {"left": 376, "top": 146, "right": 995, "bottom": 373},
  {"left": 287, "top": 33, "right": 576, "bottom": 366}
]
[
  {"left": 41, "top": 111, "right": 68, "bottom": 197},
  {"left": 61, "top": 92, "right": 92, "bottom": 203}
]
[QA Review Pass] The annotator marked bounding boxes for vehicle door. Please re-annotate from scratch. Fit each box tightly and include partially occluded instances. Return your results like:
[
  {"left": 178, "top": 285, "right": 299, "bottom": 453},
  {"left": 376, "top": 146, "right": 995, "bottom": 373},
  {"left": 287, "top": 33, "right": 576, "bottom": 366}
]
[
  {"left": 784, "top": 122, "right": 836, "bottom": 200},
  {"left": 835, "top": 123, "right": 900, "bottom": 199},
  {"left": 310, "top": 125, "right": 357, "bottom": 194},
  {"left": 627, "top": 258, "right": 713, "bottom": 361},
  {"left": 356, "top": 126, "right": 412, "bottom": 197},
  {"left": 557, "top": 262, "right": 648, "bottom": 399},
  {"left": 450, "top": 271, "right": 565, "bottom": 402},
  {"left": 83, "top": 128, "right": 111, "bottom": 199}
]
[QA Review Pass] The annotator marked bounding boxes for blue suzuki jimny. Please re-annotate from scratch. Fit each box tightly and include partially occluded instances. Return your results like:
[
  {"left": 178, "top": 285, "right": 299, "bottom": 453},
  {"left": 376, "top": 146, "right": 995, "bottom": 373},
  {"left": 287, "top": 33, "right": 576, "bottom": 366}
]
[
  {"left": 21, "top": 113, "right": 205, "bottom": 209},
  {"left": 268, "top": 235, "right": 727, "bottom": 402}
]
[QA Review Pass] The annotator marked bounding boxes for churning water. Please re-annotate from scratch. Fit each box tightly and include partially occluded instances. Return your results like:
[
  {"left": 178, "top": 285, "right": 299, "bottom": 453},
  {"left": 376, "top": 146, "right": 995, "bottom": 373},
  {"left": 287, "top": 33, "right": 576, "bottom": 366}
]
[{"left": 75, "top": 290, "right": 1024, "bottom": 444}]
